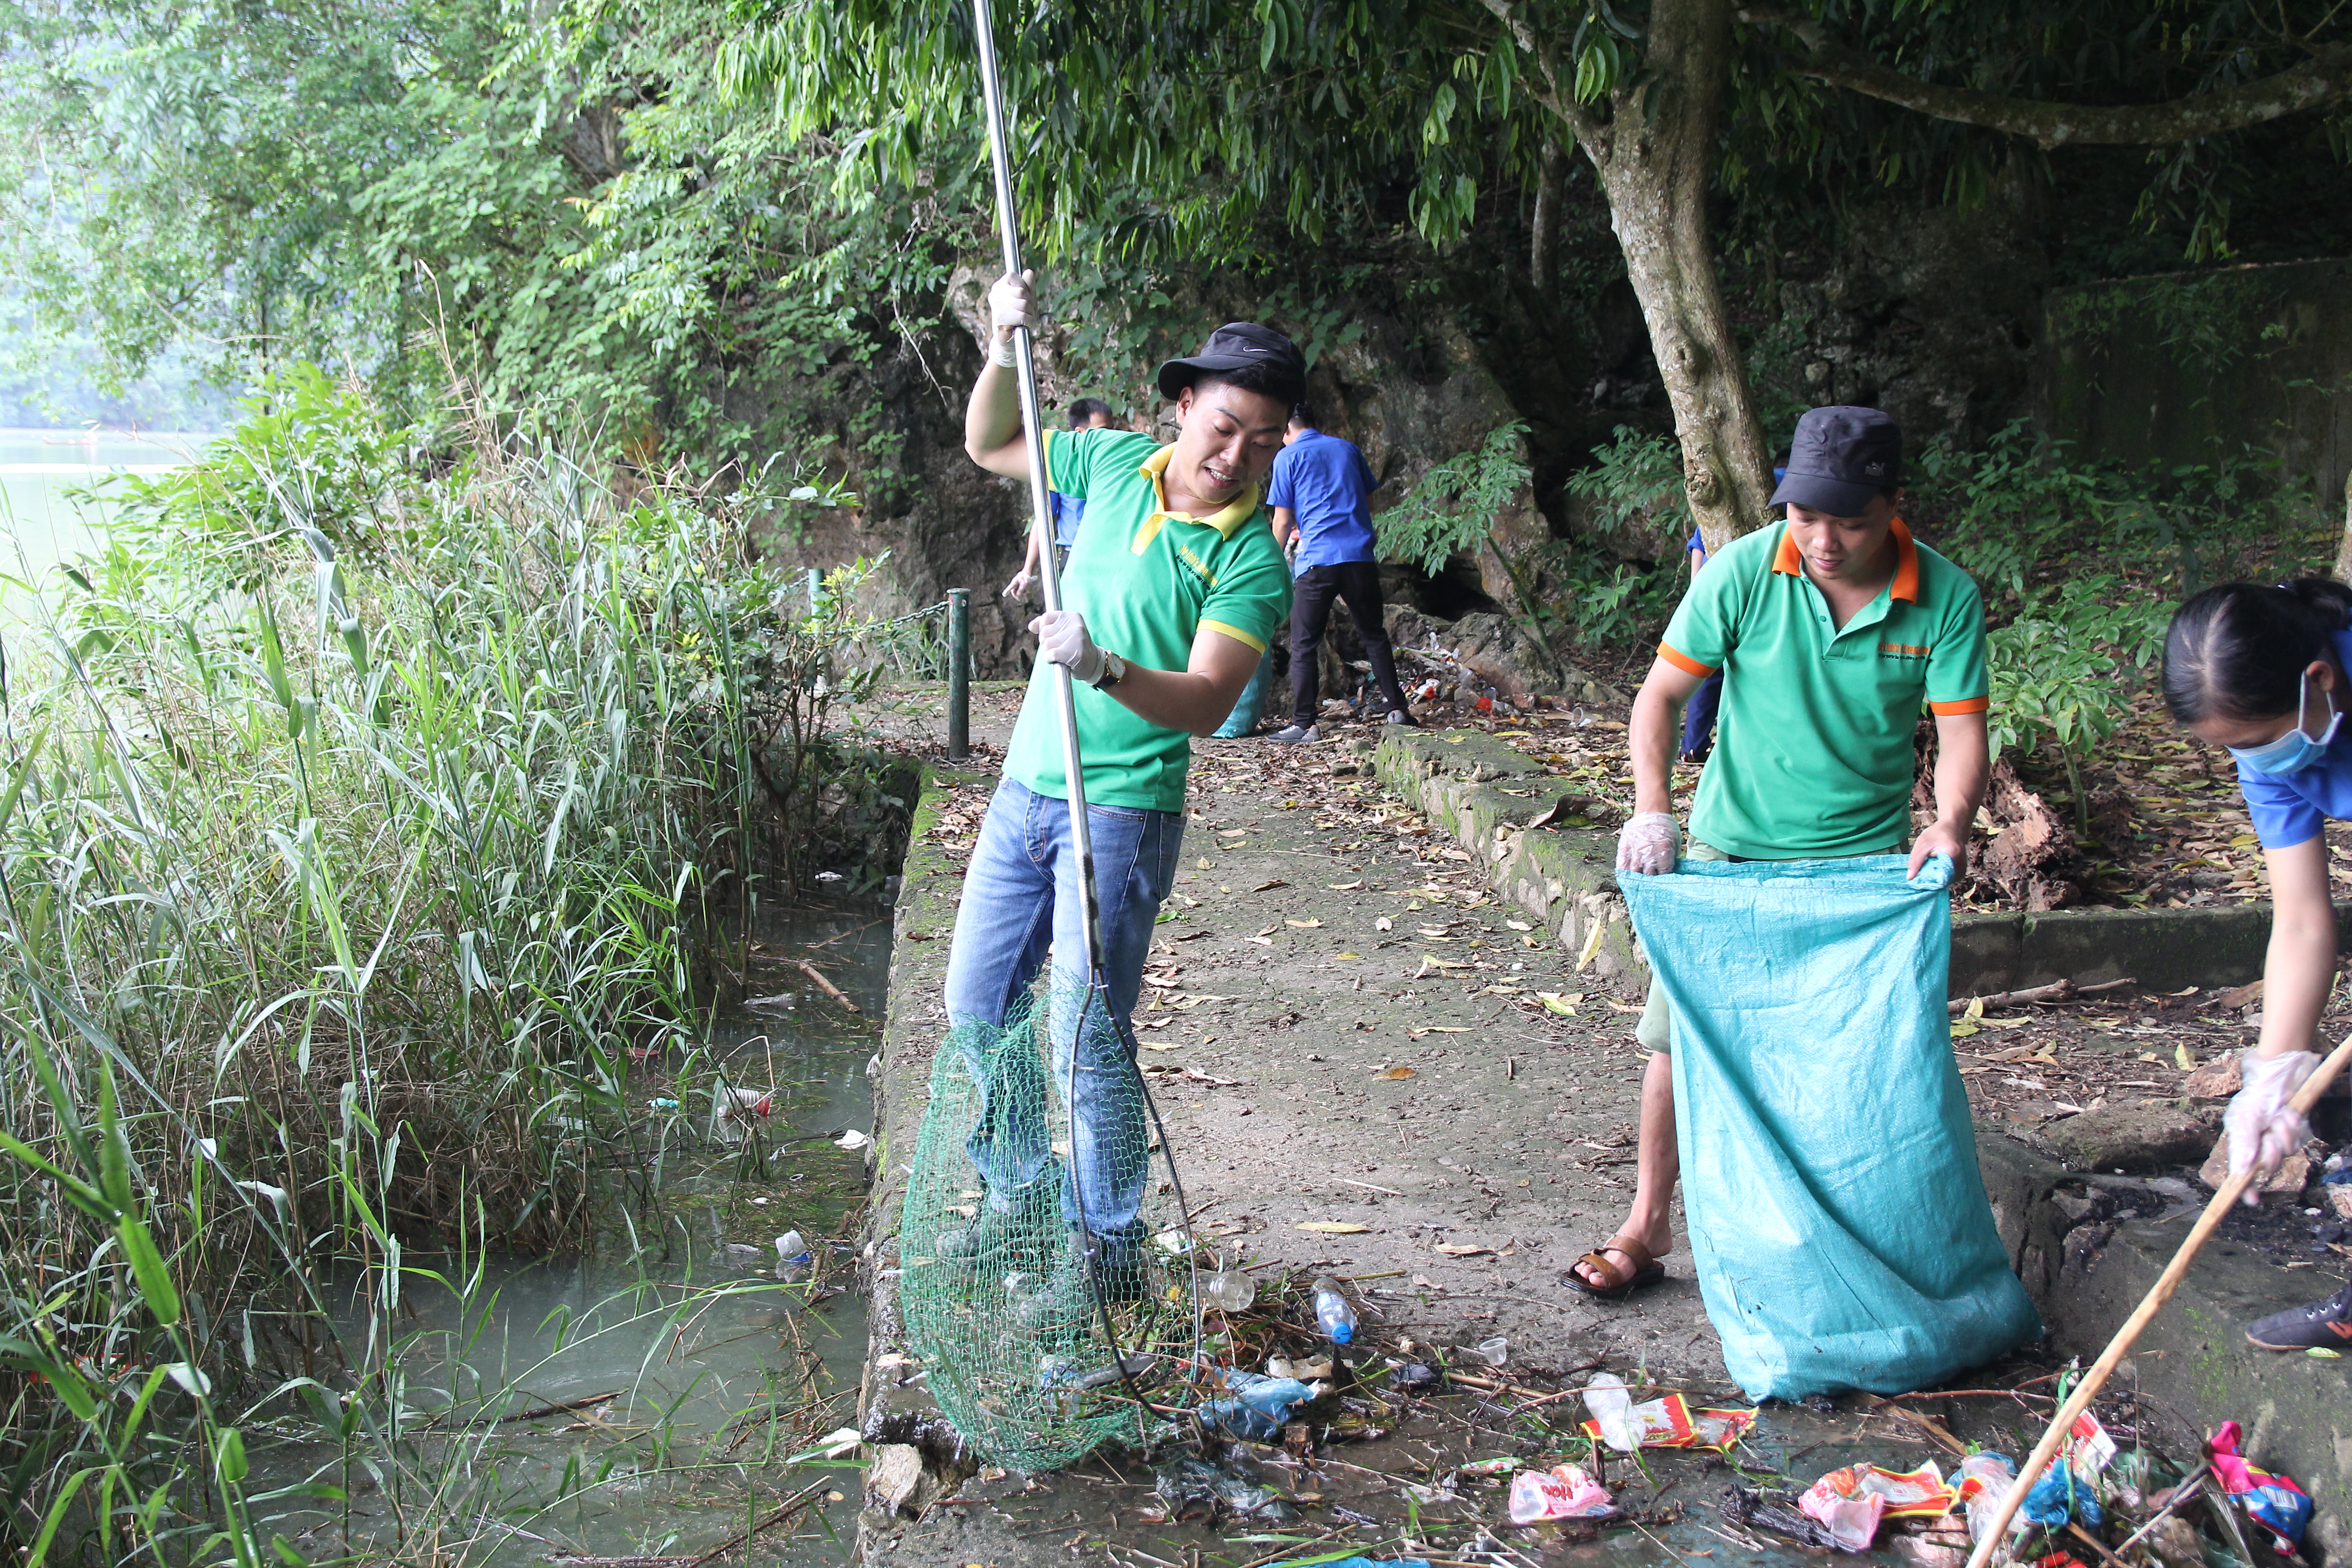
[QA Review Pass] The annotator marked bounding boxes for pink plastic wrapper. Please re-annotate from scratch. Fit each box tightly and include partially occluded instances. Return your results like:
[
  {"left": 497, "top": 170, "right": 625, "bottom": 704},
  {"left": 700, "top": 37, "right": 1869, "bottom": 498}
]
[
  {"left": 1507, "top": 1464, "right": 1617, "bottom": 1523},
  {"left": 1799, "top": 1461, "right": 1959, "bottom": 1551}
]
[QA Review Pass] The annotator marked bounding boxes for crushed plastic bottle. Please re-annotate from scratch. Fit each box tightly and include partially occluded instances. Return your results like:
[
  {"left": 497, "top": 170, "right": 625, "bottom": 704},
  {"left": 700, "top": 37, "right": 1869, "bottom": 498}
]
[
  {"left": 1310, "top": 1277, "right": 1356, "bottom": 1345},
  {"left": 1202, "top": 1269, "right": 1257, "bottom": 1312},
  {"left": 773, "top": 1230, "right": 811, "bottom": 1266},
  {"left": 648, "top": 1097, "right": 680, "bottom": 1111}
]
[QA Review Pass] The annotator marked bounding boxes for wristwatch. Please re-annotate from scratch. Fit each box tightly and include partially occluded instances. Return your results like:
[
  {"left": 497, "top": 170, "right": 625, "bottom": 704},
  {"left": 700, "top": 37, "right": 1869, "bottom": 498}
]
[{"left": 1091, "top": 650, "right": 1128, "bottom": 690}]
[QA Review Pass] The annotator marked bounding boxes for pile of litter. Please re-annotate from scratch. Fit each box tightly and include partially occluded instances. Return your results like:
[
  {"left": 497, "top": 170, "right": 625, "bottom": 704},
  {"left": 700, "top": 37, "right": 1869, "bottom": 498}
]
[{"left": 924, "top": 1269, "right": 2313, "bottom": 1568}]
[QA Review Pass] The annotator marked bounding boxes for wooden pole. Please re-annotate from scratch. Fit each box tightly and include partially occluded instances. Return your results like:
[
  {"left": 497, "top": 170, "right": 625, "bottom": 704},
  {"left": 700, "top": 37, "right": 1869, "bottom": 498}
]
[{"left": 1961, "top": 1032, "right": 2352, "bottom": 1567}]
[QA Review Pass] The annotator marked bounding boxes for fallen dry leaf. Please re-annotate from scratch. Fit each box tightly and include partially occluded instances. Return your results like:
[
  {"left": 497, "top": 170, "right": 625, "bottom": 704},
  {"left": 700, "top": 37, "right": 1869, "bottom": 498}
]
[
  {"left": 1251, "top": 878, "right": 1289, "bottom": 892},
  {"left": 1538, "top": 991, "right": 1584, "bottom": 1016},
  {"left": 1505, "top": 918, "right": 1533, "bottom": 931},
  {"left": 1336, "top": 951, "right": 1361, "bottom": 960},
  {"left": 1435, "top": 1243, "right": 1494, "bottom": 1258},
  {"left": 1327, "top": 880, "right": 1363, "bottom": 890},
  {"left": 1378, "top": 1066, "right": 1416, "bottom": 1080},
  {"left": 1287, "top": 918, "right": 1323, "bottom": 929},
  {"left": 1297, "top": 1221, "right": 1372, "bottom": 1234}
]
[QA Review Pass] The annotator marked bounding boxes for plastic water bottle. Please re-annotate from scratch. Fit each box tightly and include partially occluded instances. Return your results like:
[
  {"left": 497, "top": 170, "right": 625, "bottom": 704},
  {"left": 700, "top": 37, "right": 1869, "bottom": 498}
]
[
  {"left": 774, "top": 1231, "right": 811, "bottom": 1266},
  {"left": 1202, "top": 1270, "right": 1256, "bottom": 1311},
  {"left": 1310, "top": 1277, "right": 1355, "bottom": 1345}
]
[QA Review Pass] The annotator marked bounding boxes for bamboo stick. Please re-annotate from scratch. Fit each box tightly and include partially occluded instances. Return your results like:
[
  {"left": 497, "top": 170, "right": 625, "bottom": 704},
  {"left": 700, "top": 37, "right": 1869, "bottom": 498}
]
[{"left": 1961, "top": 1032, "right": 2352, "bottom": 1567}]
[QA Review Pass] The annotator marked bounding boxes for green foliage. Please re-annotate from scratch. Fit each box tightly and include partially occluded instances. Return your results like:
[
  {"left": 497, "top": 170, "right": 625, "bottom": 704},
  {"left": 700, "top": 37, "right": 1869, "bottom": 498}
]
[
  {"left": 1379, "top": 421, "right": 1531, "bottom": 578},
  {"left": 0, "top": 370, "right": 874, "bottom": 1555},
  {"left": 1913, "top": 420, "right": 2326, "bottom": 812},
  {"left": 1564, "top": 426, "right": 1692, "bottom": 553}
]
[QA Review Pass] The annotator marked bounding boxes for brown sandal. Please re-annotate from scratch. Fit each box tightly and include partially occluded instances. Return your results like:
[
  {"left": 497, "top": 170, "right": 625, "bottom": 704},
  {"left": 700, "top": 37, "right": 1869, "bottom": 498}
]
[{"left": 1562, "top": 1233, "right": 1666, "bottom": 1301}]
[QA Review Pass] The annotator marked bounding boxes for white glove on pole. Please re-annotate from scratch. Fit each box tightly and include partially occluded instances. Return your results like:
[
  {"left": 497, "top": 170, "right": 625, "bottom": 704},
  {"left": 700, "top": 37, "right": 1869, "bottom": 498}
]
[
  {"left": 1031, "top": 609, "right": 1105, "bottom": 687},
  {"left": 1616, "top": 812, "right": 1680, "bottom": 876},
  {"left": 2224, "top": 1047, "right": 2319, "bottom": 1203},
  {"left": 989, "top": 269, "right": 1041, "bottom": 364}
]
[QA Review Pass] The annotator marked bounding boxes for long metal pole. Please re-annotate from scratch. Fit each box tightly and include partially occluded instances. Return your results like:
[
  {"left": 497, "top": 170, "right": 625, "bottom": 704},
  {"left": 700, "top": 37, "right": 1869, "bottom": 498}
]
[
  {"left": 970, "top": 0, "right": 1104, "bottom": 979},
  {"left": 1961, "top": 1029, "right": 2352, "bottom": 1566}
]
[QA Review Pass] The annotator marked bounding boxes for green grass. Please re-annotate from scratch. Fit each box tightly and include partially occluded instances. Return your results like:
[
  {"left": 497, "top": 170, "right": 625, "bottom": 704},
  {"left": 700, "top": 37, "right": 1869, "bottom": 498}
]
[{"left": 0, "top": 379, "right": 881, "bottom": 1564}]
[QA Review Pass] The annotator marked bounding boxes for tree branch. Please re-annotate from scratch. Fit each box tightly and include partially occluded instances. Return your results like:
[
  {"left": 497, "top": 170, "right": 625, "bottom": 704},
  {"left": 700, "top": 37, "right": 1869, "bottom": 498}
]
[
  {"left": 1741, "top": 5, "right": 2352, "bottom": 149},
  {"left": 1478, "top": 0, "right": 1602, "bottom": 147}
]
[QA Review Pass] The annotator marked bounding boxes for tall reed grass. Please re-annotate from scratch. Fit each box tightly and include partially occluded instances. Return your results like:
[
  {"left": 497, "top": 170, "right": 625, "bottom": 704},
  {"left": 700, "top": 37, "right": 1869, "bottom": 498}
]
[{"left": 0, "top": 372, "right": 871, "bottom": 1563}]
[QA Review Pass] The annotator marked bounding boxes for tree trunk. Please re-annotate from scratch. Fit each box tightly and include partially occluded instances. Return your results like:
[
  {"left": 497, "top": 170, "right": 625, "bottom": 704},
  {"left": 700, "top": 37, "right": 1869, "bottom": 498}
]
[
  {"left": 1529, "top": 135, "right": 1566, "bottom": 299},
  {"left": 1579, "top": 0, "right": 1775, "bottom": 553}
]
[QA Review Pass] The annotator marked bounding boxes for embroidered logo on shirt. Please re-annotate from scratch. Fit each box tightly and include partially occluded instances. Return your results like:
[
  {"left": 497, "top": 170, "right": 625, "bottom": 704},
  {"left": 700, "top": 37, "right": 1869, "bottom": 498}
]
[
  {"left": 1879, "top": 641, "right": 1929, "bottom": 659},
  {"left": 1174, "top": 542, "right": 1219, "bottom": 588}
]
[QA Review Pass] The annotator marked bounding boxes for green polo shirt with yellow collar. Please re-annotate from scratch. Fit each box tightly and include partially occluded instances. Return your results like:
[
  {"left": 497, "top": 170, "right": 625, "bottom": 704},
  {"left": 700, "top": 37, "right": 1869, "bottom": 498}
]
[
  {"left": 1002, "top": 427, "right": 1292, "bottom": 813},
  {"left": 1657, "top": 517, "right": 1988, "bottom": 859}
]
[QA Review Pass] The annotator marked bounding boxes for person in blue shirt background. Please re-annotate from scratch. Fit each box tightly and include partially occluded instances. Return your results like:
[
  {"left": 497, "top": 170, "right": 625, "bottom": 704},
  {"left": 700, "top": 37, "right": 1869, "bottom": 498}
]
[
  {"left": 1003, "top": 397, "right": 1115, "bottom": 602},
  {"left": 1676, "top": 454, "right": 1785, "bottom": 762},
  {"left": 2163, "top": 576, "right": 2352, "bottom": 1350},
  {"left": 1678, "top": 525, "right": 1723, "bottom": 762},
  {"left": 1266, "top": 404, "right": 1415, "bottom": 743}
]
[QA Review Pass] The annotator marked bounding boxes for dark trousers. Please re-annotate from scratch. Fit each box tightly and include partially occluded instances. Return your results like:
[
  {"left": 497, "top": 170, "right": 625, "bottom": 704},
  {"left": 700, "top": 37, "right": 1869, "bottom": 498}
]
[
  {"left": 1289, "top": 560, "right": 1411, "bottom": 725},
  {"left": 1679, "top": 669, "right": 1724, "bottom": 761}
]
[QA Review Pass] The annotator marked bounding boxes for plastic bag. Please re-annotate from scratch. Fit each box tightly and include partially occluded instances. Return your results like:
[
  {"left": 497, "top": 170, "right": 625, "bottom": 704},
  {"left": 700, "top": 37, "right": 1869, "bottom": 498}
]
[
  {"left": 1212, "top": 649, "right": 1273, "bottom": 738},
  {"left": 1576, "top": 1387, "right": 1755, "bottom": 1452},
  {"left": 2210, "top": 1420, "right": 2313, "bottom": 1553},
  {"left": 1507, "top": 1464, "right": 1616, "bottom": 1523},
  {"left": 1951, "top": 1452, "right": 2015, "bottom": 1544},
  {"left": 1798, "top": 1461, "right": 1957, "bottom": 1552},
  {"left": 1198, "top": 1368, "right": 1314, "bottom": 1441},
  {"left": 1619, "top": 855, "right": 2043, "bottom": 1399}
]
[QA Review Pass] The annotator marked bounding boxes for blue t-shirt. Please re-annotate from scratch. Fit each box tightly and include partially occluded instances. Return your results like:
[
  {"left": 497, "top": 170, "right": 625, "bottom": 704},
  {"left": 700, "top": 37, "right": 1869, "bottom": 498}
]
[
  {"left": 1049, "top": 490, "right": 1084, "bottom": 547},
  {"left": 1266, "top": 429, "right": 1377, "bottom": 576},
  {"left": 2238, "top": 627, "right": 2352, "bottom": 848}
]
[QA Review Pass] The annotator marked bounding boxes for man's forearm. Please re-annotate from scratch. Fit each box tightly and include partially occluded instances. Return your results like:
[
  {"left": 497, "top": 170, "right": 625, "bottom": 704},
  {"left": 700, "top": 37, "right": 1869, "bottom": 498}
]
[
  {"left": 1628, "top": 686, "right": 1681, "bottom": 815},
  {"left": 1929, "top": 714, "right": 1990, "bottom": 832},
  {"left": 964, "top": 358, "right": 1024, "bottom": 462},
  {"left": 1099, "top": 665, "right": 1235, "bottom": 736}
]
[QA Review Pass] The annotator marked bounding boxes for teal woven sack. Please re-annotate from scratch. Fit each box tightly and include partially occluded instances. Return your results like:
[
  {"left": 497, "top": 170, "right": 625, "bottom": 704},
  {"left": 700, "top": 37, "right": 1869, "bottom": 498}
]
[
  {"left": 1619, "top": 853, "right": 2041, "bottom": 1400},
  {"left": 1213, "top": 649, "right": 1272, "bottom": 739}
]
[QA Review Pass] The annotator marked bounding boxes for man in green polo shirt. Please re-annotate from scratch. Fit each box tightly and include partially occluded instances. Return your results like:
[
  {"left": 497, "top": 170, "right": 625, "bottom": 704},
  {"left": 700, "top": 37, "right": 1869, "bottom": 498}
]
[
  {"left": 936, "top": 270, "right": 1299, "bottom": 1292},
  {"left": 1564, "top": 405, "right": 1991, "bottom": 1300}
]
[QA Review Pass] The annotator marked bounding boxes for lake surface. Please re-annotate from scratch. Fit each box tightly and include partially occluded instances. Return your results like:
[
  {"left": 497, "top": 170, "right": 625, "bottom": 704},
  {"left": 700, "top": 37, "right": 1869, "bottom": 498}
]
[{"left": 0, "top": 426, "right": 201, "bottom": 583}]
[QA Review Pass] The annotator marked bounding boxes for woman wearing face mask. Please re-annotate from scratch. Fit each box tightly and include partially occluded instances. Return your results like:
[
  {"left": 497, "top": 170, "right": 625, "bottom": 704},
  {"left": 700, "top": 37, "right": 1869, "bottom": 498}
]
[{"left": 2163, "top": 576, "right": 2352, "bottom": 1348}]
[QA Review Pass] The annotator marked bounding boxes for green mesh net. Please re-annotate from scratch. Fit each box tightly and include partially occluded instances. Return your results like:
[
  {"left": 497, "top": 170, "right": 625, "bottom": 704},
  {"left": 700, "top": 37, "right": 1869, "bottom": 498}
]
[{"left": 900, "top": 979, "right": 1200, "bottom": 1472}]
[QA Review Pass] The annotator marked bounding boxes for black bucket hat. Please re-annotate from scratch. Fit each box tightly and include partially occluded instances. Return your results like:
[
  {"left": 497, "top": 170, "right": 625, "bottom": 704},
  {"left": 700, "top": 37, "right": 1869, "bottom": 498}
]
[
  {"left": 1769, "top": 406, "right": 1902, "bottom": 517},
  {"left": 1156, "top": 322, "right": 1307, "bottom": 404}
]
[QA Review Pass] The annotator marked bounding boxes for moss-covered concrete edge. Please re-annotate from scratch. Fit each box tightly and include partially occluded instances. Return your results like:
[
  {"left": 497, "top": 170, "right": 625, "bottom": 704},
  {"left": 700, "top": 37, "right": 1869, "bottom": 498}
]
[
  {"left": 855, "top": 762, "right": 988, "bottom": 1548},
  {"left": 1368, "top": 727, "right": 2304, "bottom": 995}
]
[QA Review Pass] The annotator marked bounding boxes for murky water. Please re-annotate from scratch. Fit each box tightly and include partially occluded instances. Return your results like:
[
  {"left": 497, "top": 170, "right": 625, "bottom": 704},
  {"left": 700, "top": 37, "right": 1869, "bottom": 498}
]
[{"left": 255, "top": 900, "right": 888, "bottom": 1568}]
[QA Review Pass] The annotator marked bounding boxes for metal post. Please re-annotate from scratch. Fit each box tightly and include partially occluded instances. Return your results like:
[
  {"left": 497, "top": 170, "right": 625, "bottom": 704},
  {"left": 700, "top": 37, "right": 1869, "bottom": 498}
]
[{"left": 946, "top": 588, "right": 970, "bottom": 762}]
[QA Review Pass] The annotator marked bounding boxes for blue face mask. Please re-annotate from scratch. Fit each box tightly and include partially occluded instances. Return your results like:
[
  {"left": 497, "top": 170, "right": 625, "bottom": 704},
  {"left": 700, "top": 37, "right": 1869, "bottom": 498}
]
[{"left": 2229, "top": 667, "right": 2344, "bottom": 775}]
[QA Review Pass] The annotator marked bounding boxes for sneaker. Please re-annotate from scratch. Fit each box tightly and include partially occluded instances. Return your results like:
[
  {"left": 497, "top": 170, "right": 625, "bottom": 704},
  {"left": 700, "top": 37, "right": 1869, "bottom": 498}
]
[
  {"left": 2246, "top": 1281, "right": 2352, "bottom": 1349},
  {"left": 1268, "top": 724, "right": 1319, "bottom": 745},
  {"left": 1384, "top": 708, "right": 1418, "bottom": 727}
]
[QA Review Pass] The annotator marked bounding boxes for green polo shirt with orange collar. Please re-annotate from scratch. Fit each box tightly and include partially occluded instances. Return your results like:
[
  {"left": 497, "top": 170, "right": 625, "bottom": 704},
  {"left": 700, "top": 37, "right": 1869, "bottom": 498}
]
[
  {"left": 1002, "top": 427, "right": 1292, "bottom": 813},
  {"left": 1658, "top": 517, "right": 1988, "bottom": 859}
]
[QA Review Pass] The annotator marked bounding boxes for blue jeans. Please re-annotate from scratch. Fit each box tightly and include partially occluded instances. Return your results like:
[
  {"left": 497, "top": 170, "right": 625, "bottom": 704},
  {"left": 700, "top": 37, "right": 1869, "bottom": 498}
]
[{"left": 941, "top": 777, "right": 1184, "bottom": 1252}]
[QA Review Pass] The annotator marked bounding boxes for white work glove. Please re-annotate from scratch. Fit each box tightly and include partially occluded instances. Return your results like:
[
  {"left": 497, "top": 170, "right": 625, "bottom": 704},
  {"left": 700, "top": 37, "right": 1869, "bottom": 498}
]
[
  {"left": 1002, "top": 568, "right": 1036, "bottom": 601},
  {"left": 1031, "top": 608, "right": 1105, "bottom": 686},
  {"left": 1615, "top": 812, "right": 1680, "bottom": 876},
  {"left": 988, "top": 269, "right": 1042, "bottom": 365},
  {"left": 2224, "top": 1048, "right": 2320, "bottom": 1204}
]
